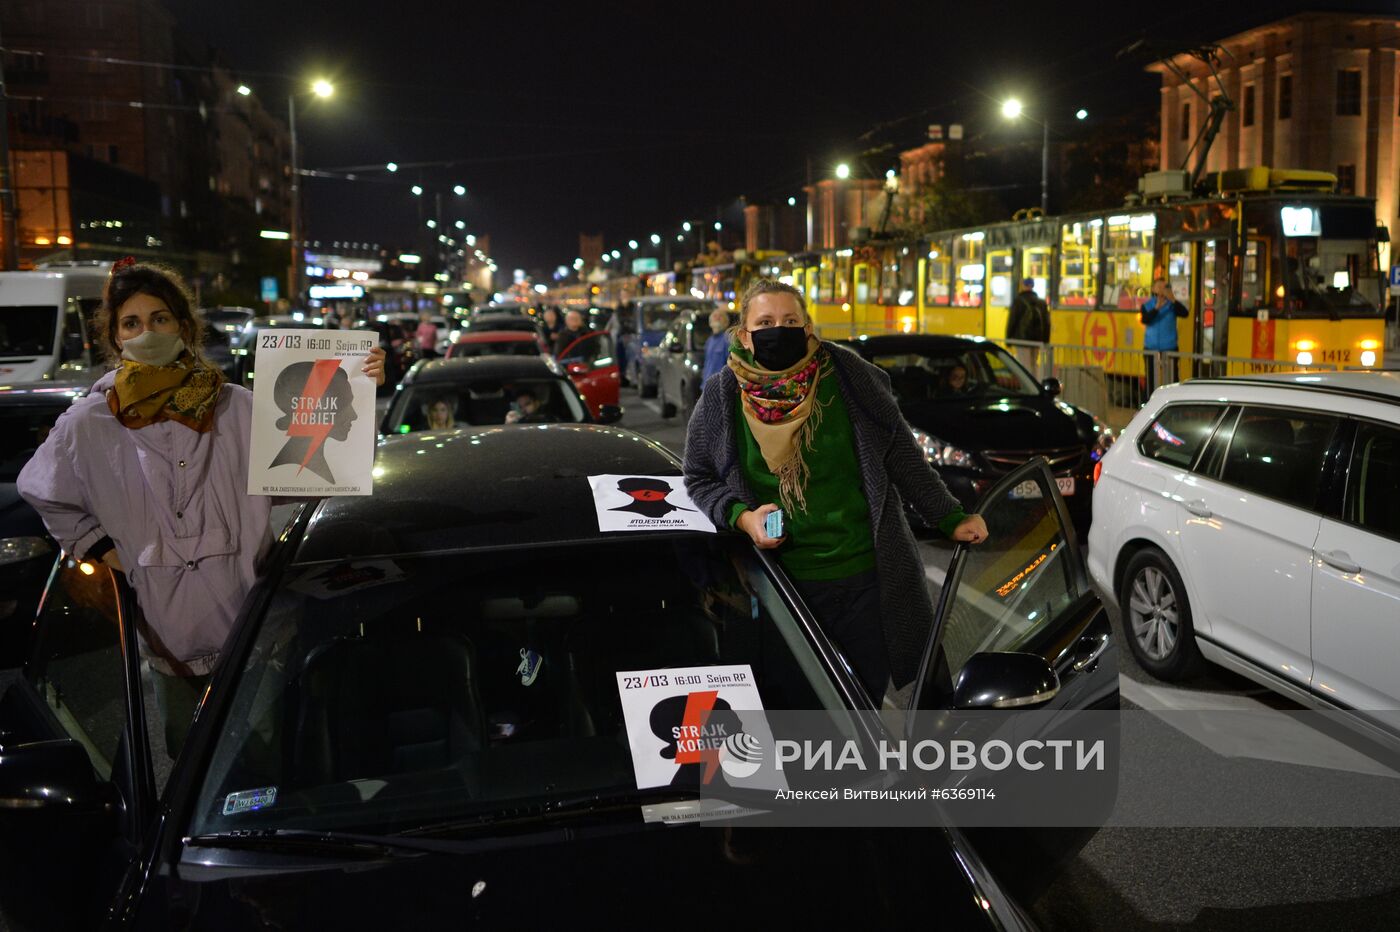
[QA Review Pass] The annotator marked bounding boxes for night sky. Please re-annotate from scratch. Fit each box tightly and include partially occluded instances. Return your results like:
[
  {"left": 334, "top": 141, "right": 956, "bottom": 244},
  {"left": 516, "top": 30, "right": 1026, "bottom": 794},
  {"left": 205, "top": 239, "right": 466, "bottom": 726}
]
[{"left": 166, "top": 0, "right": 1381, "bottom": 275}]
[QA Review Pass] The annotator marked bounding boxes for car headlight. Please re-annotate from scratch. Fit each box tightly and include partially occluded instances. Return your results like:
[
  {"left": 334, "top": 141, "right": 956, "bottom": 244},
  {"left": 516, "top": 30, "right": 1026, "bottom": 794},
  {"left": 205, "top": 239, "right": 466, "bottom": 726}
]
[
  {"left": 0, "top": 536, "right": 53, "bottom": 567},
  {"left": 911, "top": 428, "right": 977, "bottom": 469}
]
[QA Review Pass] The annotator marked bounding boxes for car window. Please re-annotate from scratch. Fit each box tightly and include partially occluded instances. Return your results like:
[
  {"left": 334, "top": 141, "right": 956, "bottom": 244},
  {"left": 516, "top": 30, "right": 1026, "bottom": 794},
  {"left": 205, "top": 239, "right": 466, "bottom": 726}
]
[
  {"left": 1219, "top": 407, "right": 1339, "bottom": 510},
  {"left": 921, "top": 466, "right": 1078, "bottom": 707},
  {"left": 868, "top": 347, "right": 1039, "bottom": 401},
  {"left": 1344, "top": 421, "right": 1400, "bottom": 541},
  {"left": 0, "top": 305, "right": 59, "bottom": 357},
  {"left": 450, "top": 340, "right": 539, "bottom": 359},
  {"left": 1136, "top": 403, "right": 1226, "bottom": 470},
  {"left": 558, "top": 331, "right": 613, "bottom": 365},
  {"left": 25, "top": 559, "right": 127, "bottom": 780},
  {"left": 391, "top": 379, "right": 587, "bottom": 432},
  {"left": 0, "top": 402, "right": 72, "bottom": 482},
  {"left": 189, "top": 537, "right": 848, "bottom": 836}
]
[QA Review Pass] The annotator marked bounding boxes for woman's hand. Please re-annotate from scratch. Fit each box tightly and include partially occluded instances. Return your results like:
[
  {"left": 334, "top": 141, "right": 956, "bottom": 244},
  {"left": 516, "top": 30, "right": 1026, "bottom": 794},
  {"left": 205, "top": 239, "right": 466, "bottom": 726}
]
[
  {"left": 737, "top": 503, "right": 785, "bottom": 550},
  {"left": 951, "top": 514, "right": 989, "bottom": 544},
  {"left": 101, "top": 549, "right": 124, "bottom": 572},
  {"left": 364, "top": 346, "right": 387, "bottom": 387}
]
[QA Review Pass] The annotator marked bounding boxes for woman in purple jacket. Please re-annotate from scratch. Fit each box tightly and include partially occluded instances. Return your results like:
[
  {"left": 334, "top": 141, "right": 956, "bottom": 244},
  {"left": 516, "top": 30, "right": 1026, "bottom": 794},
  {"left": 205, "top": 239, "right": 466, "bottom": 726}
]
[{"left": 18, "top": 261, "right": 385, "bottom": 757}]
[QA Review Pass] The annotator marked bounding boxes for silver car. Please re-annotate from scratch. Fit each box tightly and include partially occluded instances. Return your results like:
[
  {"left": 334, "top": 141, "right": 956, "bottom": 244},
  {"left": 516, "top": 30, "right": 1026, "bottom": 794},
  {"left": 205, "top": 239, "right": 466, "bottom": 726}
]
[{"left": 654, "top": 305, "right": 734, "bottom": 421}]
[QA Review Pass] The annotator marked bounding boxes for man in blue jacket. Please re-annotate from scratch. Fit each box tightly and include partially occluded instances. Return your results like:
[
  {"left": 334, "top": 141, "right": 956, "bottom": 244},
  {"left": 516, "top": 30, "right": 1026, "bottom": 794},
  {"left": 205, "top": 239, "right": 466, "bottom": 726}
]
[
  {"left": 1141, "top": 277, "right": 1188, "bottom": 395},
  {"left": 700, "top": 308, "right": 731, "bottom": 387}
]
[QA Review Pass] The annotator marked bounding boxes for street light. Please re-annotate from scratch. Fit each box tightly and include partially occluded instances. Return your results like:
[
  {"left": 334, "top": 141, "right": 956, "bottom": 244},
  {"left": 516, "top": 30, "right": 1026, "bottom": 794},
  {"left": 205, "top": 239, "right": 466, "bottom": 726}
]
[
  {"left": 453, "top": 184, "right": 466, "bottom": 196},
  {"left": 411, "top": 185, "right": 424, "bottom": 196},
  {"left": 288, "top": 77, "right": 335, "bottom": 305},
  {"left": 999, "top": 96, "right": 1053, "bottom": 214},
  {"left": 1000, "top": 97, "right": 1024, "bottom": 119},
  {"left": 455, "top": 220, "right": 465, "bottom": 230},
  {"left": 628, "top": 239, "right": 639, "bottom": 250},
  {"left": 649, "top": 233, "right": 661, "bottom": 246},
  {"left": 386, "top": 162, "right": 399, "bottom": 172},
  {"left": 835, "top": 163, "right": 851, "bottom": 180},
  {"left": 682, "top": 221, "right": 692, "bottom": 232},
  {"left": 236, "top": 84, "right": 251, "bottom": 97},
  {"left": 1076, "top": 109, "right": 1089, "bottom": 121}
]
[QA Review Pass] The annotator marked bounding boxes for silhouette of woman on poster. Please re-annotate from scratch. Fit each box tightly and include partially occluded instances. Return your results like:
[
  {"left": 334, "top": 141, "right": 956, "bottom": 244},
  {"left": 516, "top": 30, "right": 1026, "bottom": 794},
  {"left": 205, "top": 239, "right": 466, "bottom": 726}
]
[{"left": 269, "top": 360, "right": 358, "bottom": 483}]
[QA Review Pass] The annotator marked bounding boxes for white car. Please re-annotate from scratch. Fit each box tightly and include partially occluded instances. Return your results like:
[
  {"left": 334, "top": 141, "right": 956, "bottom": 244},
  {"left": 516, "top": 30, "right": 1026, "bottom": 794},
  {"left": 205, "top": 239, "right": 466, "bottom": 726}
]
[{"left": 1088, "top": 372, "right": 1400, "bottom": 741}]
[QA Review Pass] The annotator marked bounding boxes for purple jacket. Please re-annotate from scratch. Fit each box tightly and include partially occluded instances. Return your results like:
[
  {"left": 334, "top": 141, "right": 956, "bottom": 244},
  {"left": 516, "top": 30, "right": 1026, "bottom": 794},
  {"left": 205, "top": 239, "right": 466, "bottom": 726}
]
[{"left": 17, "top": 370, "right": 273, "bottom": 674}]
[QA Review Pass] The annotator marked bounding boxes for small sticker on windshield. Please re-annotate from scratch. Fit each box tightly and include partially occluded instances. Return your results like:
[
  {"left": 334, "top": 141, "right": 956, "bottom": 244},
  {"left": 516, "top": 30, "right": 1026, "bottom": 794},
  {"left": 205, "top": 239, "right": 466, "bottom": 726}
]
[{"left": 223, "top": 786, "right": 278, "bottom": 816}]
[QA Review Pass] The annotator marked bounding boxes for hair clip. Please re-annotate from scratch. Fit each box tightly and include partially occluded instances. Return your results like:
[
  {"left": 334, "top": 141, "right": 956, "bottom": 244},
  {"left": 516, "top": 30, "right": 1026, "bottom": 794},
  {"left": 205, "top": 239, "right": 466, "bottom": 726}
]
[{"left": 111, "top": 256, "right": 137, "bottom": 273}]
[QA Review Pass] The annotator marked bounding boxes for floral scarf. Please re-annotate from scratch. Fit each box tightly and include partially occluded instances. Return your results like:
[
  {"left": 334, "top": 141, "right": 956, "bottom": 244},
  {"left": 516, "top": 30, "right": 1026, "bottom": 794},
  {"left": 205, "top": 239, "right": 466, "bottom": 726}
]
[
  {"left": 108, "top": 352, "right": 224, "bottom": 432},
  {"left": 727, "top": 334, "right": 825, "bottom": 512}
]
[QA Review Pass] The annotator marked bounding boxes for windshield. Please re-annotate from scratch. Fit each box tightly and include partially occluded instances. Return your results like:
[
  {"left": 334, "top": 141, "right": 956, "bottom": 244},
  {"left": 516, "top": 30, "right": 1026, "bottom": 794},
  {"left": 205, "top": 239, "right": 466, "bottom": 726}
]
[
  {"left": 869, "top": 346, "right": 1041, "bottom": 401},
  {"left": 0, "top": 306, "right": 59, "bottom": 357},
  {"left": 463, "top": 317, "right": 538, "bottom": 334},
  {"left": 389, "top": 378, "right": 587, "bottom": 431},
  {"left": 640, "top": 304, "right": 699, "bottom": 331},
  {"left": 449, "top": 339, "right": 540, "bottom": 359},
  {"left": 1283, "top": 237, "right": 1382, "bottom": 314},
  {"left": 0, "top": 403, "right": 72, "bottom": 481},
  {"left": 189, "top": 537, "right": 845, "bottom": 836}
]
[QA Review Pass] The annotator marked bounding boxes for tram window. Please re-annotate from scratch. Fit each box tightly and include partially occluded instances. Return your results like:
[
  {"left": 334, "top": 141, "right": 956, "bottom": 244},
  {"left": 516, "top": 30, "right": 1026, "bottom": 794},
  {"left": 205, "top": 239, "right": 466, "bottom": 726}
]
[
  {"left": 1104, "top": 215, "right": 1155, "bottom": 310},
  {"left": 1058, "top": 221, "right": 1100, "bottom": 307},
  {"left": 879, "top": 257, "right": 898, "bottom": 304},
  {"left": 1021, "top": 247, "right": 1051, "bottom": 300},
  {"left": 925, "top": 243, "right": 952, "bottom": 306},
  {"left": 953, "top": 234, "right": 985, "bottom": 307},
  {"left": 834, "top": 253, "right": 851, "bottom": 304},
  {"left": 1238, "top": 239, "right": 1268, "bottom": 315},
  {"left": 987, "top": 252, "right": 1014, "bottom": 309},
  {"left": 1167, "top": 247, "right": 1192, "bottom": 306},
  {"left": 898, "top": 251, "right": 917, "bottom": 306},
  {"left": 1283, "top": 236, "right": 1380, "bottom": 313}
]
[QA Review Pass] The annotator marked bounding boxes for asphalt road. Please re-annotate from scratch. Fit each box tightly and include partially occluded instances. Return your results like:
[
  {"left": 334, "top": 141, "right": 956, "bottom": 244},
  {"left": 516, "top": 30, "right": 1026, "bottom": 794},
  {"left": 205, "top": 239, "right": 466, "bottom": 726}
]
[{"left": 619, "top": 385, "right": 1400, "bottom": 932}]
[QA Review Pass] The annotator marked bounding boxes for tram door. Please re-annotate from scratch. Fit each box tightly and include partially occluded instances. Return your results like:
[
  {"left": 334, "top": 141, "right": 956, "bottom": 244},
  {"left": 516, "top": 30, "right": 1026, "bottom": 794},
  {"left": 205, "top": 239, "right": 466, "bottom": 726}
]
[
  {"left": 1198, "top": 240, "right": 1230, "bottom": 366},
  {"left": 1165, "top": 244, "right": 1194, "bottom": 381},
  {"left": 986, "top": 250, "right": 1015, "bottom": 340}
]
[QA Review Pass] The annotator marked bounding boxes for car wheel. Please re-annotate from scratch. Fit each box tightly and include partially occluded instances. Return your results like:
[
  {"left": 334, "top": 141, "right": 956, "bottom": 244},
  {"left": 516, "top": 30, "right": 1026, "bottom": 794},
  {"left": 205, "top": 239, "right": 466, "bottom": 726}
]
[
  {"left": 640, "top": 375, "right": 658, "bottom": 399},
  {"left": 1118, "top": 549, "right": 1202, "bottom": 680},
  {"left": 658, "top": 380, "right": 676, "bottom": 418}
]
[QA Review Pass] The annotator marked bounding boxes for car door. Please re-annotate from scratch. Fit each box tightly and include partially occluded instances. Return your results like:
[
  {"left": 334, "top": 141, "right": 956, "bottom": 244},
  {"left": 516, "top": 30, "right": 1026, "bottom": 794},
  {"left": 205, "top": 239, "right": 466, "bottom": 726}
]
[
  {"left": 0, "top": 557, "right": 155, "bottom": 927},
  {"left": 912, "top": 458, "right": 1117, "bottom": 718},
  {"left": 557, "top": 330, "right": 619, "bottom": 417},
  {"left": 1310, "top": 418, "right": 1400, "bottom": 713},
  {"left": 1175, "top": 404, "right": 1339, "bottom": 688}
]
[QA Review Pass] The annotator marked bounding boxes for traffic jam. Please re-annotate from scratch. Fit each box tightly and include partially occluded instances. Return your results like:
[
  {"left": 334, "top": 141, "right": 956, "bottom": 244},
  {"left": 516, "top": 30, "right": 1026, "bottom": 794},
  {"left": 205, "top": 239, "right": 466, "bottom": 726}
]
[{"left": 2, "top": 3, "right": 1400, "bottom": 930}]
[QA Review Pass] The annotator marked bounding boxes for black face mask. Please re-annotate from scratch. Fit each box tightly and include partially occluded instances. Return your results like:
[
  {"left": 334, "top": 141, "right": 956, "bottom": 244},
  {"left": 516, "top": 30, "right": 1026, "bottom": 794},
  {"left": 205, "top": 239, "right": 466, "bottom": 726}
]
[{"left": 747, "top": 325, "right": 809, "bottom": 371}]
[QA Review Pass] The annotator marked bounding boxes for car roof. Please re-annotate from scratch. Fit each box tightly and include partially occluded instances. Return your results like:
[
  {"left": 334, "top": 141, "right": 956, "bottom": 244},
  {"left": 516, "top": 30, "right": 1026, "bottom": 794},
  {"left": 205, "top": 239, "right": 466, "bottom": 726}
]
[
  {"left": 840, "top": 334, "right": 1000, "bottom": 353},
  {"left": 634, "top": 296, "right": 713, "bottom": 307},
  {"left": 454, "top": 330, "right": 537, "bottom": 342},
  {"left": 402, "top": 355, "right": 563, "bottom": 385},
  {"left": 0, "top": 380, "right": 90, "bottom": 404},
  {"left": 1186, "top": 370, "right": 1400, "bottom": 404},
  {"left": 294, "top": 425, "right": 687, "bottom": 563}
]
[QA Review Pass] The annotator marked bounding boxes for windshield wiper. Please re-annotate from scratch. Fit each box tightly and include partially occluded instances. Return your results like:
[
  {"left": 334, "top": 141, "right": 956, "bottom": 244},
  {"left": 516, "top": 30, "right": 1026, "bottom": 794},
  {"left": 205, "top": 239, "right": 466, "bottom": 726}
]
[
  {"left": 185, "top": 828, "right": 462, "bottom": 859},
  {"left": 400, "top": 787, "right": 707, "bottom": 838}
]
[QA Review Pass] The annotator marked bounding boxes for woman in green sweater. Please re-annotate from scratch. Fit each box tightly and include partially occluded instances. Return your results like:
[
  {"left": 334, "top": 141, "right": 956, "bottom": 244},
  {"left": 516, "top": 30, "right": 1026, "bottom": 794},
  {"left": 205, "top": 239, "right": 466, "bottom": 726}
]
[{"left": 683, "top": 279, "right": 988, "bottom": 702}]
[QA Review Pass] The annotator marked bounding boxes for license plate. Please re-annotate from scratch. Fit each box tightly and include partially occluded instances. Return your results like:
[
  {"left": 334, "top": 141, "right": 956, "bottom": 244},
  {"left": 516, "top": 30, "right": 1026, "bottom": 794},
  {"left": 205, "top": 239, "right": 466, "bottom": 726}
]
[{"left": 1010, "top": 478, "right": 1075, "bottom": 499}]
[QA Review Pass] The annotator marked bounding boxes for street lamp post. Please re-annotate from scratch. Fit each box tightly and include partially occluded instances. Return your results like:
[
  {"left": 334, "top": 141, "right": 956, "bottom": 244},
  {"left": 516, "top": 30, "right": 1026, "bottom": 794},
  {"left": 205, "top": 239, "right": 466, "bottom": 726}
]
[
  {"left": 1001, "top": 98, "right": 1082, "bottom": 215},
  {"left": 288, "top": 79, "right": 334, "bottom": 306}
]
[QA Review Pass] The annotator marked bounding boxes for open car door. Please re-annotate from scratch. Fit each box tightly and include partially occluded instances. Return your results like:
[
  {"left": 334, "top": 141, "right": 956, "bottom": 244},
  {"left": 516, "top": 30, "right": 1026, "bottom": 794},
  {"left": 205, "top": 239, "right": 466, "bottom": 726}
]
[
  {"left": 910, "top": 457, "right": 1118, "bottom": 904},
  {"left": 557, "top": 330, "right": 620, "bottom": 419}
]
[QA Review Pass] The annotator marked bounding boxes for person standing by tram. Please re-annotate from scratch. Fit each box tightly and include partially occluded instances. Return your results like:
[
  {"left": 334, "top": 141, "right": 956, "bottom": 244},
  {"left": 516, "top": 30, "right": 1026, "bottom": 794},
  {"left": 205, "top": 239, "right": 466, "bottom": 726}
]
[
  {"left": 1140, "top": 277, "right": 1188, "bottom": 396},
  {"left": 1006, "top": 277, "right": 1050, "bottom": 370}
]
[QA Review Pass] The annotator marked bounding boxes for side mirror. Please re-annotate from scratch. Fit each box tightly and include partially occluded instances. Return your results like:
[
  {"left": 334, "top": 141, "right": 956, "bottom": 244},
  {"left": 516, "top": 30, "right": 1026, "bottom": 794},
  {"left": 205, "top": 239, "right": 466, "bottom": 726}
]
[
  {"left": 1041, "top": 377, "right": 1062, "bottom": 396},
  {"left": 0, "top": 738, "right": 115, "bottom": 813},
  {"left": 596, "top": 404, "right": 623, "bottom": 424},
  {"left": 952, "top": 652, "right": 1060, "bottom": 710}
]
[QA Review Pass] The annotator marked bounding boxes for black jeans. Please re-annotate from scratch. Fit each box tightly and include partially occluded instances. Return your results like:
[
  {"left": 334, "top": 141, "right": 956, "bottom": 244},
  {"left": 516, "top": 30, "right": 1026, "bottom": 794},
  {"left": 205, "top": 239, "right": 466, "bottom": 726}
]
[{"left": 794, "top": 569, "right": 889, "bottom": 701}]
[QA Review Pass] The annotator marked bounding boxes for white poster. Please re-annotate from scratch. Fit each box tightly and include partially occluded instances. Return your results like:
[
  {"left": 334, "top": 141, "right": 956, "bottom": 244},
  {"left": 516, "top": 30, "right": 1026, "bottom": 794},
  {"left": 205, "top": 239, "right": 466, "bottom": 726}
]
[
  {"left": 615, "top": 664, "right": 780, "bottom": 793},
  {"left": 587, "top": 474, "right": 715, "bottom": 533},
  {"left": 247, "top": 330, "right": 377, "bottom": 496}
]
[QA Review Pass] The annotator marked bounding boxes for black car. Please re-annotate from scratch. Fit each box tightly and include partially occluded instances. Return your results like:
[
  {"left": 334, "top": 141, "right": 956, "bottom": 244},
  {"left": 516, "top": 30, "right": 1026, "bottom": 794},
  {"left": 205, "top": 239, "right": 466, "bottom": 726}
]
[
  {"left": 460, "top": 313, "right": 546, "bottom": 337},
  {"left": 380, "top": 356, "right": 619, "bottom": 433},
  {"left": 841, "top": 335, "right": 1114, "bottom": 534},
  {"left": 0, "top": 419, "right": 1113, "bottom": 928},
  {"left": 0, "top": 381, "right": 86, "bottom": 667}
]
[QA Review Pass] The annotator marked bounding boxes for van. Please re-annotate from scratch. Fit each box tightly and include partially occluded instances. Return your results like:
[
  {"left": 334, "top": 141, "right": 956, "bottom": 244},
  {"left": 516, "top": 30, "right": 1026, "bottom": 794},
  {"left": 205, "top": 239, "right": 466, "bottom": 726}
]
[{"left": 0, "top": 262, "right": 110, "bottom": 383}]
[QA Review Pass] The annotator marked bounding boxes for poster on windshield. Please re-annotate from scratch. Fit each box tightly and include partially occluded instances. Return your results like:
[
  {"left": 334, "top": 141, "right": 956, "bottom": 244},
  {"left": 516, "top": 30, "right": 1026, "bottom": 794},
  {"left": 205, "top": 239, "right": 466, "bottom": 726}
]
[
  {"left": 616, "top": 664, "right": 781, "bottom": 797},
  {"left": 587, "top": 474, "right": 716, "bottom": 533},
  {"left": 247, "top": 330, "right": 377, "bottom": 496}
]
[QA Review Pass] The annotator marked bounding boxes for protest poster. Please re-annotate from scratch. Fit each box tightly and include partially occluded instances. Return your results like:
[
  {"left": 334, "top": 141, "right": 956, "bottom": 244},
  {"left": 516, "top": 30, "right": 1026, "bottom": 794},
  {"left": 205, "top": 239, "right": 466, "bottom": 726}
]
[
  {"left": 247, "top": 329, "right": 377, "bottom": 495},
  {"left": 586, "top": 474, "right": 715, "bottom": 533}
]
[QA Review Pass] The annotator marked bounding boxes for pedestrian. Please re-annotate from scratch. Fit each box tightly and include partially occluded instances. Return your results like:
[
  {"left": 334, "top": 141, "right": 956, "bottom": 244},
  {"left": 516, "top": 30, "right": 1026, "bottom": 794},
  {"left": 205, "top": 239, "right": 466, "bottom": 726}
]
[
  {"left": 541, "top": 306, "right": 564, "bottom": 338},
  {"left": 1006, "top": 277, "right": 1049, "bottom": 371},
  {"left": 683, "top": 279, "right": 988, "bottom": 702},
  {"left": 415, "top": 311, "right": 440, "bottom": 360},
  {"left": 553, "top": 310, "right": 587, "bottom": 357},
  {"left": 425, "top": 396, "right": 462, "bottom": 430},
  {"left": 701, "top": 307, "right": 730, "bottom": 386},
  {"left": 1140, "top": 277, "right": 1188, "bottom": 396},
  {"left": 17, "top": 260, "right": 385, "bottom": 759}
]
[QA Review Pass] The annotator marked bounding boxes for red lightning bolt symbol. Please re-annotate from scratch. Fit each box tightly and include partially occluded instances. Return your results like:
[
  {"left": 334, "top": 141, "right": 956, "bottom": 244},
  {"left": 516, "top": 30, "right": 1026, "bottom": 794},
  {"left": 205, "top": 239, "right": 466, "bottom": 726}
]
[
  {"left": 675, "top": 690, "right": 723, "bottom": 784},
  {"left": 286, "top": 359, "right": 343, "bottom": 473}
]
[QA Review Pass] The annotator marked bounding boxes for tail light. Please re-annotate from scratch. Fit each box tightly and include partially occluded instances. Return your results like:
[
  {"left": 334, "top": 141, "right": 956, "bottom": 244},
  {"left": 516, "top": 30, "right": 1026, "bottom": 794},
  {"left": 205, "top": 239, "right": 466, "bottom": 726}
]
[{"left": 1093, "top": 460, "right": 1104, "bottom": 485}]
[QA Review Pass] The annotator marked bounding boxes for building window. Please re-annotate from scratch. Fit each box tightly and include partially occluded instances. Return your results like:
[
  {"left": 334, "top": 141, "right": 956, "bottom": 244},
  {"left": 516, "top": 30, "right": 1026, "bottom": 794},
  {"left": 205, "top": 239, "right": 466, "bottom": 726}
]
[
  {"left": 1279, "top": 74, "right": 1293, "bottom": 119},
  {"left": 1243, "top": 83, "right": 1255, "bottom": 127},
  {"left": 1337, "top": 164, "right": 1356, "bottom": 195},
  {"left": 1337, "top": 69, "right": 1361, "bottom": 116},
  {"left": 1180, "top": 101, "right": 1191, "bottom": 140}
]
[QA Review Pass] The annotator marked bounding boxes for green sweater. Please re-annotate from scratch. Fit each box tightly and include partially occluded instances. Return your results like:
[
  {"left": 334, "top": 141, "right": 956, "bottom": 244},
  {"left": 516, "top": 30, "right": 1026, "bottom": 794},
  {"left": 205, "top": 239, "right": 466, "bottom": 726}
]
[{"left": 728, "top": 359, "right": 966, "bottom": 581}]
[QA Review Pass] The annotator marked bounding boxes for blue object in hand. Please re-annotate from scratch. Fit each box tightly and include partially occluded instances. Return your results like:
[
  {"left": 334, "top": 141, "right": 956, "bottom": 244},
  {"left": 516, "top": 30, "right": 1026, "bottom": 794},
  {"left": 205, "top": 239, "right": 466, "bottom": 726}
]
[{"left": 765, "top": 509, "right": 784, "bottom": 539}]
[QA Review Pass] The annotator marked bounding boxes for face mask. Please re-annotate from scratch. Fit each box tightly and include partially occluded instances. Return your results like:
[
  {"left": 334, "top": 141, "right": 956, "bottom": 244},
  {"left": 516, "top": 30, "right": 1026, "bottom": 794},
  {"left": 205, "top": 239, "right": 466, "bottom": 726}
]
[
  {"left": 120, "top": 330, "right": 186, "bottom": 367},
  {"left": 747, "top": 325, "right": 809, "bottom": 371}
]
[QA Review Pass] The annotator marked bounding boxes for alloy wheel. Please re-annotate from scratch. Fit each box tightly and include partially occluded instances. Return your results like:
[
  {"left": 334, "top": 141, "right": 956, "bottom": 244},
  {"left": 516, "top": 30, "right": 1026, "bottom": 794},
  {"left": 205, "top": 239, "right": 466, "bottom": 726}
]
[{"left": 1127, "top": 566, "right": 1178, "bottom": 661}]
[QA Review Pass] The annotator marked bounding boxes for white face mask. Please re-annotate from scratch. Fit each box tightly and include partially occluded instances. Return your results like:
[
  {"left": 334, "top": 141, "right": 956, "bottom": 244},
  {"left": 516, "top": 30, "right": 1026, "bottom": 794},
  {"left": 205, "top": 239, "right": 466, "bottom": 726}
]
[{"left": 120, "top": 330, "right": 186, "bottom": 366}]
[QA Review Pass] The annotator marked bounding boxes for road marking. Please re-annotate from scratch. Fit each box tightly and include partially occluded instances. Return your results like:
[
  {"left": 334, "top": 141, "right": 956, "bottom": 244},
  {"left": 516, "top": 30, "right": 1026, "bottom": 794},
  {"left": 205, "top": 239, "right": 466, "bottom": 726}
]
[{"left": 1120, "top": 675, "right": 1400, "bottom": 778}]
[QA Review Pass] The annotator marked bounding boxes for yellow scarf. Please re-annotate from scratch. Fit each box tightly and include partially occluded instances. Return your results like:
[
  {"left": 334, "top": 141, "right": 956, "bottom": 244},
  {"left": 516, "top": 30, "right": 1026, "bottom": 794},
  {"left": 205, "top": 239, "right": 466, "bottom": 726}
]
[
  {"left": 727, "top": 335, "right": 825, "bottom": 512},
  {"left": 108, "top": 353, "right": 224, "bottom": 432}
]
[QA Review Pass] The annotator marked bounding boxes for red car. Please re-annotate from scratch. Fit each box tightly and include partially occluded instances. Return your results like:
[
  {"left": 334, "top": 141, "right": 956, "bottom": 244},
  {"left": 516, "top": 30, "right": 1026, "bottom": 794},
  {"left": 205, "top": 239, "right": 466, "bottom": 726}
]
[
  {"left": 445, "top": 330, "right": 548, "bottom": 360},
  {"left": 552, "top": 330, "right": 620, "bottom": 420}
]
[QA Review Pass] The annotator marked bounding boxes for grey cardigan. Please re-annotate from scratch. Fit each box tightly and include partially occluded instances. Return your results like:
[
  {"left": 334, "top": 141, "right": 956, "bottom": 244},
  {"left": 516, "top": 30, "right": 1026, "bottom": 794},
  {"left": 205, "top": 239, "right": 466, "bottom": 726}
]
[{"left": 683, "top": 341, "right": 964, "bottom": 688}]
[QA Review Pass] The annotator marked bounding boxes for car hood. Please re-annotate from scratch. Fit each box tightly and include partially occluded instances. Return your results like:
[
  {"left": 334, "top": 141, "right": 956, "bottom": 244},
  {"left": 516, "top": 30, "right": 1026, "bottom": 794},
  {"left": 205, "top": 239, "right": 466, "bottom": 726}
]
[
  {"left": 900, "top": 394, "right": 1085, "bottom": 453},
  {"left": 165, "top": 824, "right": 997, "bottom": 928}
]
